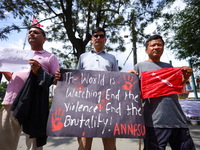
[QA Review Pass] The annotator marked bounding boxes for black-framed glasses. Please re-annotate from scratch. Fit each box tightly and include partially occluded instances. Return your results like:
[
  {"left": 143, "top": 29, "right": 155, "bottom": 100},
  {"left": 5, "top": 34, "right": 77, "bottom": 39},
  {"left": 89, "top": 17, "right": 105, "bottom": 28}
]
[{"left": 93, "top": 34, "right": 105, "bottom": 39}]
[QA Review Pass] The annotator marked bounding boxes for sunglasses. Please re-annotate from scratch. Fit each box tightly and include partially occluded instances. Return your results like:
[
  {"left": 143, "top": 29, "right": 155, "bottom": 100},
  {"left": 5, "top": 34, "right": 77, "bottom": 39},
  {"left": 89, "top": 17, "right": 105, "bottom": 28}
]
[{"left": 93, "top": 34, "right": 105, "bottom": 39}]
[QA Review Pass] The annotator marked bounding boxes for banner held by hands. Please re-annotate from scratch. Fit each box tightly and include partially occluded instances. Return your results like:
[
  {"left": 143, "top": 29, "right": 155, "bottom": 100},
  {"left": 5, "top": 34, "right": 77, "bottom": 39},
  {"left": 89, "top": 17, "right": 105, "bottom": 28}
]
[
  {"left": 141, "top": 67, "right": 183, "bottom": 99},
  {"left": 47, "top": 69, "right": 145, "bottom": 139}
]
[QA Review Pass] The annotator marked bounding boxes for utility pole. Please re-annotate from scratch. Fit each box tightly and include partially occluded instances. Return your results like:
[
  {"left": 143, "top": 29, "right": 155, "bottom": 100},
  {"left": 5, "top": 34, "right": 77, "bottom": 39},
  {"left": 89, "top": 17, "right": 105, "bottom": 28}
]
[
  {"left": 188, "top": 59, "right": 198, "bottom": 99},
  {"left": 23, "top": 32, "right": 28, "bottom": 49},
  {"left": 123, "top": 11, "right": 137, "bottom": 67},
  {"left": 131, "top": 11, "right": 137, "bottom": 66}
]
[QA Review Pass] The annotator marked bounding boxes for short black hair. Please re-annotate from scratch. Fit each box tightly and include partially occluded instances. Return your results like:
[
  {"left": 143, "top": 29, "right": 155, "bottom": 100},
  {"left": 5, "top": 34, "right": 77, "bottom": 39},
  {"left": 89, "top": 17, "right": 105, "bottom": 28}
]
[
  {"left": 92, "top": 27, "right": 106, "bottom": 36},
  {"left": 145, "top": 35, "right": 164, "bottom": 49},
  {"left": 28, "top": 26, "right": 46, "bottom": 37}
]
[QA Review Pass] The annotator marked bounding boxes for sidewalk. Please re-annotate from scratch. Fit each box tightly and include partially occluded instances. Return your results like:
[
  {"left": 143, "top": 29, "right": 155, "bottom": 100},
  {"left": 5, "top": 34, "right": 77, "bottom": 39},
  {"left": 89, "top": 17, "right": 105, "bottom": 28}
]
[{"left": 17, "top": 124, "right": 200, "bottom": 150}]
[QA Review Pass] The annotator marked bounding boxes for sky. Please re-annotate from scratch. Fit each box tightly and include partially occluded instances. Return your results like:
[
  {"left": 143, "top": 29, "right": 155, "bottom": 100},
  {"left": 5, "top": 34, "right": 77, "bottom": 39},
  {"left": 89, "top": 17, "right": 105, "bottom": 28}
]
[{"left": 0, "top": 0, "right": 189, "bottom": 81}]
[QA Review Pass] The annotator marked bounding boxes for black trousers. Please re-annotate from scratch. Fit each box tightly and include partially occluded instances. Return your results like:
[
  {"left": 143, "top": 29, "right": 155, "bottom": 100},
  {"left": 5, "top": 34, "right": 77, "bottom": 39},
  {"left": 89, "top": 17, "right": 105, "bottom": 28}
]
[{"left": 144, "top": 127, "right": 196, "bottom": 150}]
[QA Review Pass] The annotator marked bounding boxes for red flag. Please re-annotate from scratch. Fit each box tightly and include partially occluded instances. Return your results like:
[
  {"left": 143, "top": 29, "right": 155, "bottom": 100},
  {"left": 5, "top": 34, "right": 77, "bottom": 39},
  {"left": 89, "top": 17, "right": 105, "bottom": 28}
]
[
  {"left": 32, "top": 16, "right": 44, "bottom": 27},
  {"left": 141, "top": 67, "right": 183, "bottom": 99}
]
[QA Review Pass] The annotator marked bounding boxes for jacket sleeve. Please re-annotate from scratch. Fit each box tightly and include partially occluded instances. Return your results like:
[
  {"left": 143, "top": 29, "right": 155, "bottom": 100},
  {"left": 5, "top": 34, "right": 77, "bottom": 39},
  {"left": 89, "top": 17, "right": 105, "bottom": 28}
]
[{"left": 37, "top": 67, "right": 56, "bottom": 90}]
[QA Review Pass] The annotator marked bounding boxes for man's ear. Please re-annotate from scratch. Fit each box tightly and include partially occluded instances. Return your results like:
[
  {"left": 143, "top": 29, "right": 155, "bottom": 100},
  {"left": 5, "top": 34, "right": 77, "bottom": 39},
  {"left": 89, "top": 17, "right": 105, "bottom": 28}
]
[
  {"left": 43, "top": 37, "right": 47, "bottom": 43},
  {"left": 145, "top": 49, "right": 148, "bottom": 54},
  {"left": 104, "top": 38, "right": 107, "bottom": 44},
  {"left": 91, "top": 38, "right": 93, "bottom": 44}
]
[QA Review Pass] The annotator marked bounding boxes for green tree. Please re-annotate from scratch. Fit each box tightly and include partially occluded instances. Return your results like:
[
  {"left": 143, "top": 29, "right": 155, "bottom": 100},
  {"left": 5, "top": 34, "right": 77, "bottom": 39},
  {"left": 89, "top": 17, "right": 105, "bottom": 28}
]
[
  {"left": 160, "top": 0, "right": 200, "bottom": 71},
  {"left": 0, "top": 0, "right": 176, "bottom": 69},
  {"left": 0, "top": 81, "right": 8, "bottom": 100},
  {"left": 1, "top": 0, "right": 131, "bottom": 68},
  {"left": 123, "top": 0, "right": 176, "bottom": 66}
]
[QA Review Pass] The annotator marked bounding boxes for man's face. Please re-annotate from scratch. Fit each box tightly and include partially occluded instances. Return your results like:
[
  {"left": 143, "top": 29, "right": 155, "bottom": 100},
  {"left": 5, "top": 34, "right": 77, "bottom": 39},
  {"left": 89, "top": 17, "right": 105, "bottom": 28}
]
[
  {"left": 28, "top": 28, "right": 46, "bottom": 47},
  {"left": 145, "top": 39, "right": 164, "bottom": 61},
  {"left": 91, "top": 31, "right": 107, "bottom": 52}
]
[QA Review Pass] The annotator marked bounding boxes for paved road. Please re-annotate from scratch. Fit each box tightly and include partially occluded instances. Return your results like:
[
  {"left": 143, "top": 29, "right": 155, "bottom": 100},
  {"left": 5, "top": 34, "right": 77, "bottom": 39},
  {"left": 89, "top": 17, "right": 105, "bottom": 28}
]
[{"left": 17, "top": 124, "right": 200, "bottom": 150}]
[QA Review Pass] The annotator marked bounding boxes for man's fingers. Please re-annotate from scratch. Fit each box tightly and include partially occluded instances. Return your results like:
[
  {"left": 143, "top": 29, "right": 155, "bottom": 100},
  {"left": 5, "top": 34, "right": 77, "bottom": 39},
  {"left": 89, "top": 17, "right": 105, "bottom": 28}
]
[{"left": 126, "top": 69, "right": 138, "bottom": 75}]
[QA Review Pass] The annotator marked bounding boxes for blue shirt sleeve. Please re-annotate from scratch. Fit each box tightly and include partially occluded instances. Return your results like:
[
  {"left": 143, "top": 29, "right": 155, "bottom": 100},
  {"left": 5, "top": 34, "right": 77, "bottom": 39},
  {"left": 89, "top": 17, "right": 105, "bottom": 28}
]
[
  {"left": 77, "top": 55, "right": 82, "bottom": 70},
  {"left": 113, "top": 57, "right": 119, "bottom": 72}
]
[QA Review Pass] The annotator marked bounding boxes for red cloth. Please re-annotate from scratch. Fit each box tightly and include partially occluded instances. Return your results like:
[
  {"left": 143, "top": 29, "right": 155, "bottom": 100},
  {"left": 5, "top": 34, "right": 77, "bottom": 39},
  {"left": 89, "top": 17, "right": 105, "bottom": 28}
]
[
  {"left": 141, "top": 67, "right": 183, "bottom": 99},
  {"left": 32, "top": 16, "right": 44, "bottom": 27}
]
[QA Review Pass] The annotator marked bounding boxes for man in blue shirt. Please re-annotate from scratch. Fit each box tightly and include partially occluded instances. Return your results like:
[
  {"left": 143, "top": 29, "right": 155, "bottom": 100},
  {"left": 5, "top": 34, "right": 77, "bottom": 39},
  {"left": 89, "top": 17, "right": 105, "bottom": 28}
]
[{"left": 77, "top": 27, "right": 118, "bottom": 150}]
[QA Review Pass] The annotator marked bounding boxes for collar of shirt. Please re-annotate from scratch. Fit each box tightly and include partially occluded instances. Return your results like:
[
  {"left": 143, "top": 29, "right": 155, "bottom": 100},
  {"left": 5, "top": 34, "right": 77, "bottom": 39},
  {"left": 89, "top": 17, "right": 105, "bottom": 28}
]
[
  {"left": 34, "top": 50, "right": 46, "bottom": 55},
  {"left": 91, "top": 50, "right": 105, "bottom": 54}
]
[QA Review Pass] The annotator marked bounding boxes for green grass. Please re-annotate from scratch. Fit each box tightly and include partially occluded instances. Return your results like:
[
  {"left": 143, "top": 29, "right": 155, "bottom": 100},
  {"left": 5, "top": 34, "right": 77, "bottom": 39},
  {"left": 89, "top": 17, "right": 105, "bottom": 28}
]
[
  {"left": 0, "top": 100, "right": 2, "bottom": 109},
  {"left": 49, "top": 99, "right": 53, "bottom": 109}
]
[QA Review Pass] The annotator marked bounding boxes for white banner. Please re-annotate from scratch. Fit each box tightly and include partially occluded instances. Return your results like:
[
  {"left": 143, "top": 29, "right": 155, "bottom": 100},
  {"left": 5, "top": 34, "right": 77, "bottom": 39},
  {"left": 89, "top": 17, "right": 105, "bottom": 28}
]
[{"left": 0, "top": 48, "right": 34, "bottom": 72}]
